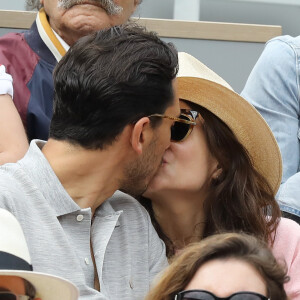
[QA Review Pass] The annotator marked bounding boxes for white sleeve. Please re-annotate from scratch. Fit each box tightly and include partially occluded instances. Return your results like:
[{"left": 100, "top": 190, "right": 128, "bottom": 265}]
[{"left": 0, "top": 65, "right": 13, "bottom": 98}]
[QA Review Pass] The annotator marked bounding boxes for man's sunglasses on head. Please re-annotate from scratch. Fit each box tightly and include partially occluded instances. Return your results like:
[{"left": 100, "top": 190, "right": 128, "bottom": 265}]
[
  {"left": 149, "top": 110, "right": 200, "bottom": 142},
  {"left": 174, "top": 290, "right": 269, "bottom": 300}
]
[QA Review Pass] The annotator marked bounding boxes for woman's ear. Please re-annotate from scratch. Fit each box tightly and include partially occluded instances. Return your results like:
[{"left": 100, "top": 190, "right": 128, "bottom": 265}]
[{"left": 212, "top": 164, "right": 223, "bottom": 181}]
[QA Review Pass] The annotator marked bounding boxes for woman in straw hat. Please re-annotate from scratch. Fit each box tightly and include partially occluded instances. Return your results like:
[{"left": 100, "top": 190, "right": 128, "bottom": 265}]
[
  {"left": 138, "top": 52, "right": 300, "bottom": 298},
  {"left": 0, "top": 208, "right": 79, "bottom": 300},
  {"left": 145, "top": 233, "right": 288, "bottom": 300}
]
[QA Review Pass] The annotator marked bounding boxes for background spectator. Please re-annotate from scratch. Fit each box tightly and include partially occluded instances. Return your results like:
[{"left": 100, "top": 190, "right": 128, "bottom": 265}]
[
  {"left": 145, "top": 233, "right": 288, "bottom": 300},
  {"left": 242, "top": 35, "right": 300, "bottom": 224},
  {"left": 0, "top": 0, "right": 142, "bottom": 164},
  {"left": 0, "top": 208, "right": 79, "bottom": 300}
]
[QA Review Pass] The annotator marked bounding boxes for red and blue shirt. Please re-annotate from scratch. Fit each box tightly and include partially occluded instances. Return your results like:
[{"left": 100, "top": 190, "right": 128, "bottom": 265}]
[{"left": 0, "top": 9, "right": 67, "bottom": 141}]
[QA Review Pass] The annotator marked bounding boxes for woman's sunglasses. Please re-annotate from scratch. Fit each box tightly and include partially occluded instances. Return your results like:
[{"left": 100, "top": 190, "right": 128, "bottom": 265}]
[
  {"left": 171, "top": 110, "right": 200, "bottom": 142},
  {"left": 174, "top": 290, "right": 269, "bottom": 300},
  {"left": 148, "top": 110, "right": 201, "bottom": 142},
  {"left": 148, "top": 110, "right": 198, "bottom": 142},
  {"left": 0, "top": 292, "right": 32, "bottom": 300}
]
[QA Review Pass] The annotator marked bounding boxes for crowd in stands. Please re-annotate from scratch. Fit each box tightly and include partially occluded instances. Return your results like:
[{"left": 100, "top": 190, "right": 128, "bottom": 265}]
[{"left": 0, "top": 0, "right": 299, "bottom": 299}]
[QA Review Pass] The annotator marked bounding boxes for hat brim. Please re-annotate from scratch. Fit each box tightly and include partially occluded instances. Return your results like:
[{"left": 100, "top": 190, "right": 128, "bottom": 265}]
[
  {"left": 178, "top": 76, "right": 282, "bottom": 194},
  {"left": 0, "top": 270, "right": 78, "bottom": 300}
]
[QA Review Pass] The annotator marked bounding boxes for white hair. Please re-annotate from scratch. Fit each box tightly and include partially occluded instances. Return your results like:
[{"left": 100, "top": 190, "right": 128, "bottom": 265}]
[{"left": 25, "top": 0, "right": 42, "bottom": 10}]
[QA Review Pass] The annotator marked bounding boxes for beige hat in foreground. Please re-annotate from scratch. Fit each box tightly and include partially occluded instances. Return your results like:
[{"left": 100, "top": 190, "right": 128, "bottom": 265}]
[
  {"left": 177, "top": 52, "right": 282, "bottom": 194},
  {"left": 0, "top": 208, "right": 79, "bottom": 300}
]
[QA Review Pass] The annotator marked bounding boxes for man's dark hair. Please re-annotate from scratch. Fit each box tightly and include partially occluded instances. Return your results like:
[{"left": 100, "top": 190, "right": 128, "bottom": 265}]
[{"left": 50, "top": 24, "right": 178, "bottom": 149}]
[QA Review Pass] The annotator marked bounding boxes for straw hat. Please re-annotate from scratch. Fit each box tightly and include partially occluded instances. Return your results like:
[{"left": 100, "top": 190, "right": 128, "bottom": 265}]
[
  {"left": 0, "top": 208, "right": 79, "bottom": 300},
  {"left": 177, "top": 52, "right": 282, "bottom": 194}
]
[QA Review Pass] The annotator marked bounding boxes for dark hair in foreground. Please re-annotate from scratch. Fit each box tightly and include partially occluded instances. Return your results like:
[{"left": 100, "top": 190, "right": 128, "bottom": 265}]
[
  {"left": 140, "top": 103, "right": 281, "bottom": 257},
  {"left": 145, "top": 233, "right": 288, "bottom": 300},
  {"left": 50, "top": 24, "right": 178, "bottom": 149}
]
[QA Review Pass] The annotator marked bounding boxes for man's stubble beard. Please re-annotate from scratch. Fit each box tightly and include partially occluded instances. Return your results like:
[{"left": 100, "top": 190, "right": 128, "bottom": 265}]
[{"left": 120, "top": 138, "right": 162, "bottom": 198}]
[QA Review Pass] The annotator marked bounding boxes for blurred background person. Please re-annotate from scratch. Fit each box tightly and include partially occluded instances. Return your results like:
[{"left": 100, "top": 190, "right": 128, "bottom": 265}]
[
  {"left": 242, "top": 35, "right": 300, "bottom": 225},
  {"left": 0, "top": 208, "right": 79, "bottom": 300},
  {"left": 145, "top": 232, "right": 288, "bottom": 300}
]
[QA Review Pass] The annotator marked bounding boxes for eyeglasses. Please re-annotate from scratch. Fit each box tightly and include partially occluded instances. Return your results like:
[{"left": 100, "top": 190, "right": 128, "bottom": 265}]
[
  {"left": 174, "top": 290, "right": 269, "bottom": 300},
  {"left": 0, "top": 292, "right": 32, "bottom": 300},
  {"left": 148, "top": 110, "right": 199, "bottom": 142}
]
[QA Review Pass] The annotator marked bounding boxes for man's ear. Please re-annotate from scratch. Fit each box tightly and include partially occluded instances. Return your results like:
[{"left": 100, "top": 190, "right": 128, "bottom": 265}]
[{"left": 130, "top": 117, "right": 152, "bottom": 155}]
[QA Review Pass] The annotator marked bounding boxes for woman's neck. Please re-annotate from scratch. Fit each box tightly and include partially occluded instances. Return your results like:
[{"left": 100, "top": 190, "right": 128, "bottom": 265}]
[{"left": 151, "top": 191, "right": 206, "bottom": 251}]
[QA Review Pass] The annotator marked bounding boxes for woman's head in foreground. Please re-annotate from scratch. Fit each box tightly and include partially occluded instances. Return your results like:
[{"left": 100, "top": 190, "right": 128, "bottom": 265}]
[
  {"left": 140, "top": 53, "right": 282, "bottom": 257},
  {"left": 145, "top": 233, "right": 288, "bottom": 300}
]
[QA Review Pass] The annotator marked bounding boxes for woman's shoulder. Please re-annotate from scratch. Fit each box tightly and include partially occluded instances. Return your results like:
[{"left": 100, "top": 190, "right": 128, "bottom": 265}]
[
  {"left": 271, "top": 217, "right": 300, "bottom": 263},
  {"left": 272, "top": 218, "right": 300, "bottom": 299},
  {"left": 276, "top": 217, "right": 300, "bottom": 237}
]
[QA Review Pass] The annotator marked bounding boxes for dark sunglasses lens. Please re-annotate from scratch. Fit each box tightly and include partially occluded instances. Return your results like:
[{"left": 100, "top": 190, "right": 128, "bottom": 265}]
[
  {"left": 180, "top": 291, "right": 214, "bottom": 300},
  {"left": 171, "top": 115, "right": 191, "bottom": 142},
  {"left": 231, "top": 294, "right": 266, "bottom": 300},
  {"left": 0, "top": 293, "right": 17, "bottom": 300}
]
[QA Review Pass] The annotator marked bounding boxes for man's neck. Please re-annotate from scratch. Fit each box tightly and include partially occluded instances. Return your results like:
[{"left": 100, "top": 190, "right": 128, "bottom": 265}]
[{"left": 42, "top": 139, "right": 127, "bottom": 214}]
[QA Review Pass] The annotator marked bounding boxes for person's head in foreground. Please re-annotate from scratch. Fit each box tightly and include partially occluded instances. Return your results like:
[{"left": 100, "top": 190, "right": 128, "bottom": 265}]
[
  {"left": 26, "top": 0, "right": 142, "bottom": 45},
  {"left": 0, "top": 208, "right": 78, "bottom": 300},
  {"left": 47, "top": 24, "right": 183, "bottom": 197},
  {"left": 145, "top": 233, "right": 289, "bottom": 300},
  {"left": 140, "top": 52, "right": 282, "bottom": 257}
]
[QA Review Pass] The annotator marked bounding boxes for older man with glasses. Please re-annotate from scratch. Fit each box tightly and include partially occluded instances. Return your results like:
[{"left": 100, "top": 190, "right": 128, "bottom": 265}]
[{"left": 0, "top": 0, "right": 142, "bottom": 164}]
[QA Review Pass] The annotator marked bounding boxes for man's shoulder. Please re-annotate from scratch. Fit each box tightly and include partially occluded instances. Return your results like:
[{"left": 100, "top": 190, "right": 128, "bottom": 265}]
[
  {"left": 0, "top": 30, "right": 38, "bottom": 78},
  {"left": 0, "top": 162, "right": 22, "bottom": 185},
  {"left": 0, "top": 162, "right": 38, "bottom": 203},
  {"left": 0, "top": 32, "right": 27, "bottom": 54},
  {"left": 0, "top": 163, "right": 28, "bottom": 208}
]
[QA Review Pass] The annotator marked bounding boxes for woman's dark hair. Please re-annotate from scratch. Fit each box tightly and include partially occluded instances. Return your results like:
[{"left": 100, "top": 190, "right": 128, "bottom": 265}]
[
  {"left": 139, "top": 102, "right": 281, "bottom": 258},
  {"left": 145, "top": 233, "right": 289, "bottom": 300}
]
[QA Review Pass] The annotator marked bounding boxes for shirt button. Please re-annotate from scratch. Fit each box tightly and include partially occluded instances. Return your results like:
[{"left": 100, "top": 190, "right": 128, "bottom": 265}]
[
  {"left": 85, "top": 257, "right": 90, "bottom": 265},
  {"left": 129, "top": 280, "right": 134, "bottom": 289},
  {"left": 77, "top": 214, "right": 84, "bottom": 222}
]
